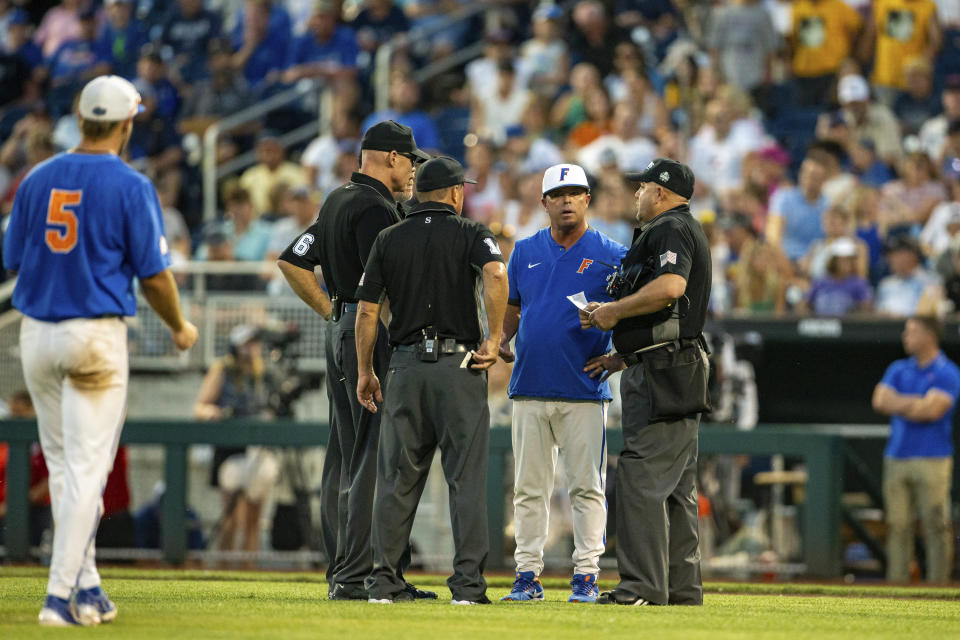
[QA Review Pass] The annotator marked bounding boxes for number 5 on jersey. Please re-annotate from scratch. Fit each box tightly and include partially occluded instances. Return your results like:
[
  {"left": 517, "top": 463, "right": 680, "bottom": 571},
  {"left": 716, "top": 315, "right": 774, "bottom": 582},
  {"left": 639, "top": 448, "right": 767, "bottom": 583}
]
[{"left": 45, "top": 189, "right": 82, "bottom": 253}]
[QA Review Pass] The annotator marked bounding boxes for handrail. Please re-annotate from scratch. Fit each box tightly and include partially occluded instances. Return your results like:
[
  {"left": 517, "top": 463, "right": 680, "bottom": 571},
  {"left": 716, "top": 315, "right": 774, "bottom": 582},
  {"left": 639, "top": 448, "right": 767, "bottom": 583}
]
[
  {"left": 202, "top": 79, "right": 332, "bottom": 224},
  {"left": 374, "top": 5, "right": 488, "bottom": 113}
]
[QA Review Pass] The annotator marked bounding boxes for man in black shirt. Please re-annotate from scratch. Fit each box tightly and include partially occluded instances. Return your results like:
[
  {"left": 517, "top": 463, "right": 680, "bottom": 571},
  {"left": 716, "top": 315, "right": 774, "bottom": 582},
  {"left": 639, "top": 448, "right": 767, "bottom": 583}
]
[
  {"left": 277, "top": 120, "right": 430, "bottom": 601},
  {"left": 355, "top": 156, "right": 508, "bottom": 604},
  {"left": 581, "top": 158, "right": 711, "bottom": 606}
]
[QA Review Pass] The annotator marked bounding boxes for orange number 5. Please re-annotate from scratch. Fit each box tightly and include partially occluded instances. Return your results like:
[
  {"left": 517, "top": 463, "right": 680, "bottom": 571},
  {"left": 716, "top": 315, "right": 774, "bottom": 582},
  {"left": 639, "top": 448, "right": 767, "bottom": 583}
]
[{"left": 45, "top": 189, "right": 82, "bottom": 253}]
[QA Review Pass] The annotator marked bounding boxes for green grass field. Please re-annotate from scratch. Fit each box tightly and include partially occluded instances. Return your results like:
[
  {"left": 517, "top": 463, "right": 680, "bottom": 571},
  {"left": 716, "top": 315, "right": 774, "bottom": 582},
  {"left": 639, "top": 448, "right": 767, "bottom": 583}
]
[{"left": 2, "top": 567, "right": 960, "bottom": 639}]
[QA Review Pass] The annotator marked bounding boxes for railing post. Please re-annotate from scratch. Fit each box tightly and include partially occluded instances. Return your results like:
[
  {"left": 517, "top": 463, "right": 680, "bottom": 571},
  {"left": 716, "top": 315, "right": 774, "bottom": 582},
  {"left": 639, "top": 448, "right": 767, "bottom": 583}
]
[
  {"left": 5, "top": 440, "right": 31, "bottom": 562},
  {"left": 162, "top": 443, "right": 189, "bottom": 565},
  {"left": 202, "top": 123, "right": 220, "bottom": 224}
]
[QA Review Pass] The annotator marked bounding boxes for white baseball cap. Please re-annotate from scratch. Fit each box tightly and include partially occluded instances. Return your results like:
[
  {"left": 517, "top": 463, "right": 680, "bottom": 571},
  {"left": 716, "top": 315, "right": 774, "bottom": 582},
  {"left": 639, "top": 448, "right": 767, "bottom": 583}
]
[
  {"left": 78, "top": 75, "right": 145, "bottom": 122},
  {"left": 542, "top": 163, "right": 590, "bottom": 195},
  {"left": 837, "top": 74, "right": 870, "bottom": 105},
  {"left": 828, "top": 237, "right": 858, "bottom": 258}
]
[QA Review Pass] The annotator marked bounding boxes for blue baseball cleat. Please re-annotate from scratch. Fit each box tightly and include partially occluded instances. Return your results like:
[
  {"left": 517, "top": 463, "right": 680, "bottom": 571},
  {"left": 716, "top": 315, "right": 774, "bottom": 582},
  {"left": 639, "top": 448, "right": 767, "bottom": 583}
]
[
  {"left": 75, "top": 586, "right": 118, "bottom": 625},
  {"left": 500, "top": 571, "right": 544, "bottom": 601},
  {"left": 38, "top": 594, "right": 79, "bottom": 626},
  {"left": 568, "top": 574, "right": 600, "bottom": 603}
]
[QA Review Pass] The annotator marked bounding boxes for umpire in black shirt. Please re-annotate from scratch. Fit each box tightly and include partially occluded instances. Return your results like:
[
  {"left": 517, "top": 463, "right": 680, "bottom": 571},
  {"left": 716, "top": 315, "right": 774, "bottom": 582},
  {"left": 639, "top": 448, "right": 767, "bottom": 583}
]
[
  {"left": 580, "top": 158, "right": 711, "bottom": 606},
  {"left": 355, "top": 156, "right": 509, "bottom": 604},
  {"left": 277, "top": 120, "right": 432, "bottom": 600}
]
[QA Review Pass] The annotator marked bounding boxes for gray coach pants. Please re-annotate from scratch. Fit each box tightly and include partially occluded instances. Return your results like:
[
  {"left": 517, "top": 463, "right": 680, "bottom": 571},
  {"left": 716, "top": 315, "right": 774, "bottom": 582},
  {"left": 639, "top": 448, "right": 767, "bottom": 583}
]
[
  {"left": 366, "top": 350, "right": 490, "bottom": 602},
  {"left": 615, "top": 362, "right": 702, "bottom": 605},
  {"left": 320, "top": 309, "right": 391, "bottom": 589}
]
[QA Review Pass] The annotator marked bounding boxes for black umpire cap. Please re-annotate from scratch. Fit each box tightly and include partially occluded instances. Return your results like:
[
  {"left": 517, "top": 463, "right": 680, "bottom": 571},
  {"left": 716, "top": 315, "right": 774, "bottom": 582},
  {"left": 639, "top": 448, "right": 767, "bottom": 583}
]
[
  {"left": 625, "top": 158, "right": 695, "bottom": 199},
  {"left": 416, "top": 156, "right": 477, "bottom": 192},
  {"left": 361, "top": 120, "right": 430, "bottom": 162}
]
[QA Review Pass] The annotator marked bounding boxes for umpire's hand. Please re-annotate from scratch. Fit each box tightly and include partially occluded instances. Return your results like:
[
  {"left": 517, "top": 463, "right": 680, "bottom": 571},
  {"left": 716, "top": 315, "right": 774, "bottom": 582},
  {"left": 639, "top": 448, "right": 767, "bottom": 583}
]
[{"left": 357, "top": 372, "right": 383, "bottom": 413}]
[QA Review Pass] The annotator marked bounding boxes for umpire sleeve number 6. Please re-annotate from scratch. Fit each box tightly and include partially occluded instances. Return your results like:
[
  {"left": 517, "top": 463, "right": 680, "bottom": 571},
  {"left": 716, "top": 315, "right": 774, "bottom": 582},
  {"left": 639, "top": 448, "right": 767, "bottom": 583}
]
[
  {"left": 45, "top": 189, "right": 82, "bottom": 253},
  {"left": 293, "top": 233, "right": 315, "bottom": 256}
]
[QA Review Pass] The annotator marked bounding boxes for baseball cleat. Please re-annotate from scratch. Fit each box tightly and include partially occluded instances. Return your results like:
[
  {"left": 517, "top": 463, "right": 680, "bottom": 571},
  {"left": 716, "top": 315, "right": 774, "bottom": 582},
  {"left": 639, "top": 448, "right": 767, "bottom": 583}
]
[
  {"left": 500, "top": 571, "right": 544, "bottom": 601},
  {"left": 38, "top": 595, "right": 80, "bottom": 626},
  {"left": 450, "top": 595, "right": 491, "bottom": 605},
  {"left": 329, "top": 583, "right": 368, "bottom": 600},
  {"left": 75, "top": 586, "right": 117, "bottom": 624},
  {"left": 596, "top": 589, "right": 650, "bottom": 605},
  {"left": 568, "top": 573, "right": 600, "bottom": 603}
]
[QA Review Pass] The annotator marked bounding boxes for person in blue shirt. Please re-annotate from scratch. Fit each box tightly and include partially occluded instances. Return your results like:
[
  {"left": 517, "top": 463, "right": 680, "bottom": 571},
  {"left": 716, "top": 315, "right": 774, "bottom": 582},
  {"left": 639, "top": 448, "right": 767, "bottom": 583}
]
[
  {"left": 498, "top": 163, "right": 627, "bottom": 603},
  {"left": 44, "top": 9, "right": 111, "bottom": 118},
  {"left": 361, "top": 76, "right": 440, "bottom": 152},
  {"left": 232, "top": 0, "right": 289, "bottom": 89},
  {"left": 872, "top": 315, "right": 960, "bottom": 583},
  {"left": 3, "top": 74, "right": 197, "bottom": 626},
  {"left": 159, "top": 0, "right": 223, "bottom": 85},
  {"left": 98, "top": 0, "right": 148, "bottom": 80},
  {"left": 281, "top": 2, "right": 358, "bottom": 86}
]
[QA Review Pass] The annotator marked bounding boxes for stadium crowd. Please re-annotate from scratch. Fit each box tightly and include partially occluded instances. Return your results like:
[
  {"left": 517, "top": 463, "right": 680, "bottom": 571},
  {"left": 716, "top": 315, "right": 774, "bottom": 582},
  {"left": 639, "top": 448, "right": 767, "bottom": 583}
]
[{"left": 2, "top": 0, "right": 960, "bottom": 322}]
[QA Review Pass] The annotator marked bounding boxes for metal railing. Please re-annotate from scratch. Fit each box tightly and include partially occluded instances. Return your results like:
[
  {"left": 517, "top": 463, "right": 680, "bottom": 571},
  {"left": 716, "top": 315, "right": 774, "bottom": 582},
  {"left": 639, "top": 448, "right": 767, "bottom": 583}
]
[{"left": 201, "top": 81, "right": 334, "bottom": 223}]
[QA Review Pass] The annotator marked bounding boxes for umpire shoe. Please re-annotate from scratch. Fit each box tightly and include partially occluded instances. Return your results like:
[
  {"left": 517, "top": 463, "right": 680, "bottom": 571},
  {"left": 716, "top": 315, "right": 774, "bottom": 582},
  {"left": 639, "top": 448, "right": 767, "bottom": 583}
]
[
  {"left": 368, "top": 591, "right": 415, "bottom": 604},
  {"left": 500, "top": 572, "right": 544, "bottom": 601},
  {"left": 596, "top": 589, "right": 650, "bottom": 606},
  {"left": 451, "top": 594, "right": 492, "bottom": 605},
  {"left": 38, "top": 595, "right": 80, "bottom": 626},
  {"left": 75, "top": 586, "right": 118, "bottom": 625},
  {"left": 403, "top": 581, "right": 438, "bottom": 600},
  {"left": 568, "top": 574, "right": 600, "bottom": 603},
  {"left": 330, "top": 583, "right": 369, "bottom": 600}
]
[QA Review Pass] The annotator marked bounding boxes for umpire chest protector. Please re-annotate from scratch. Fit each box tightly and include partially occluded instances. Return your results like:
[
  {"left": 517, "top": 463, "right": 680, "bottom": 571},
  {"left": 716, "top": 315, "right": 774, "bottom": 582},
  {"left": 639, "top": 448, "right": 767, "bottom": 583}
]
[{"left": 611, "top": 204, "right": 712, "bottom": 354}]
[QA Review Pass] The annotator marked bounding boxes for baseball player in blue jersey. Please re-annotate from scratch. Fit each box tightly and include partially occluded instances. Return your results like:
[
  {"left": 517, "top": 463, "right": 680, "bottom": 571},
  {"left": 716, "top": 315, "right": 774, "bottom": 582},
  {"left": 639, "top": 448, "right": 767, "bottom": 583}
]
[
  {"left": 2, "top": 75, "right": 198, "bottom": 626},
  {"left": 498, "top": 164, "right": 627, "bottom": 603}
]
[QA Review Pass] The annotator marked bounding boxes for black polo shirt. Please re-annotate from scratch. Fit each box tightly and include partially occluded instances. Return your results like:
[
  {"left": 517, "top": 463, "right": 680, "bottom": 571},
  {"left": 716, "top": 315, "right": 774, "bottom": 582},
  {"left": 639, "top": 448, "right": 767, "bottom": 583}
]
[
  {"left": 611, "top": 204, "right": 712, "bottom": 353},
  {"left": 278, "top": 172, "right": 401, "bottom": 301},
  {"left": 356, "top": 201, "right": 504, "bottom": 346}
]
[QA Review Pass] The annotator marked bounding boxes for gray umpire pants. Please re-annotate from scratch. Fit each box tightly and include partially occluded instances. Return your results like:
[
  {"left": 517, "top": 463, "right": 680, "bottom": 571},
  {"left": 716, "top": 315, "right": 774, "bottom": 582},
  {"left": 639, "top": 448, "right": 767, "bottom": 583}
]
[
  {"left": 366, "top": 349, "right": 490, "bottom": 602},
  {"left": 319, "top": 309, "right": 391, "bottom": 589},
  {"left": 615, "top": 362, "right": 702, "bottom": 605}
]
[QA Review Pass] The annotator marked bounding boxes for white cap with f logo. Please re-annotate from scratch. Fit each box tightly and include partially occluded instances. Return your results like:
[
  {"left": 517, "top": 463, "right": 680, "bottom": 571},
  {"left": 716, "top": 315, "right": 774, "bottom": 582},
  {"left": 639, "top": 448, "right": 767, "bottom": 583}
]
[{"left": 541, "top": 163, "right": 590, "bottom": 195}]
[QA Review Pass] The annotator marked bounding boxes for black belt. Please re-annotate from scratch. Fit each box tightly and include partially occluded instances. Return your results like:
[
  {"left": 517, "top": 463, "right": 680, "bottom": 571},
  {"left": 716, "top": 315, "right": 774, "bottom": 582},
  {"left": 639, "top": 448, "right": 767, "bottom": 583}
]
[
  {"left": 331, "top": 298, "right": 359, "bottom": 321},
  {"left": 395, "top": 340, "right": 476, "bottom": 354},
  {"left": 622, "top": 336, "right": 707, "bottom": 367}
]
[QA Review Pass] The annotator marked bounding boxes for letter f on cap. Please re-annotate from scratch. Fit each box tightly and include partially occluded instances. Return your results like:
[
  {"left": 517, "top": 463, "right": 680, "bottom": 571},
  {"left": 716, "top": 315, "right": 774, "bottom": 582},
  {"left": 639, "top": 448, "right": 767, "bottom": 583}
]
[{"left": 559, "top": 167, "right": 570, "bottom": 181}]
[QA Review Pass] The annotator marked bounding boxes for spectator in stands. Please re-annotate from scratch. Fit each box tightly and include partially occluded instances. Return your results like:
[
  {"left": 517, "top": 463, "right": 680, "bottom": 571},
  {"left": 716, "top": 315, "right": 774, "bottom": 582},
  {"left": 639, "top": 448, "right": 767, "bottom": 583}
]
[
  {"left": 196, "top": 223, "right": 266, "bottom": 291},
  {"left": 518, "top": 3, "right": 569, "bottom": 98},
  {"left": 838, "top": 73, "right": 903, "bottom": 165},
  {"left": 1, "top": 125, "right": 54, "bottom": 216},
  {"left": 6, "top": 9, "right": 42, "bottom": 71},
  {"left": 922, "top": 181, "right": 960, "bottom": 257},
  {"left": 568, "top": 0, "right": 630, "bottom": 78},
  {"left": 281, "top": 0, "right": 359, "bottom": 87},
  {"left": 301, "top": 111, "right": 360, "bottom": 192},
  {"left": 362, "top": 76, "right": 439, "bottom": 151},
  {"left": 550, "top": 61, "right": 602, "bottom": 137},
  {"left": 238, "top": 131, "right": 308, "bottom": 217},
  {"left": 498, "top": 169, "right": 548, "bottom": 242},
  {"left": 463, "top": 137, "right": 502, "bottom": 223},
  {"left": 98, "top": 0, "right": 147, "bottom": 81},
  {"left": 179, "top": 38, "right": 253, "bottom": 130},
  {"left": 766, "top": 153, "right": 829, "bottom": 263},
  {"left": 429, "top": 73, "right": 471, "bottom": 163},
  {"left": 232, "top": 0, "right": 289, "bottom": 89},
  {"left": 195, "top": 325, "right": 279, "bottom": 562},
  {"left": 689, "top": 96, "right": 765, "bottom": 197},
  {"left": 941, "top": 234, "right": 960, "bottom": 308},
  {"left": 577, "top": 100, "right": 657, "bottom": 174},
  {"left": 564, "top": 85, "right": 612, "bottom": 152},
  {"left": 802, "top": 205, "right": 869, "bottom": 279},
  {"left": 875, "top": 234, "right": 943, "bottom": 315},
  {"left": 351, "top": 0, "right": 409, "bottom": 61},
  {"left": 129, "top": 46, "right": 183, "bottom": 175},
  {"left": 733, "top": 240, "right": 788, "bottom": 314},
  {"left": 919, "top": 74, "right": 960, "bottom": 161},
  {"left": 788, "top": 0, "right": 864, "bottom": 107},
  {"left": 34, "top": 0, "right": 88, "bottom": 59},
  {"left": 160, "top": 0, "right": 223, "bottom": 87},
  {"left": 211, "top": 184, "right": 274, "bottom": 261},
  {"left": 156, "top": 172, "right": 192, "bottom": 265},
  {"left": 587, "top": 180, "right": 634, "bottom": 247},
  {"left": 849, "top": 185, "right": 888, "bottom": 282},
  {"left": 706, "top": 0, "right": 779, "bottom": 101},
  {"left": 880, "top": 151, "right": 947, "bottom": 229},
  {"left": 42, "top": 7, "right": 110, "bottom": 119},
  {"left": 803, "top": 237, "right": 873, "bottom": 315},
  {"left": 894, "top": 57, "right": 941, "bottom": 136},
  {"left": 471, "top": 59, "right": 530, "bottom": 146},
  {"left": 466, "top": 29, "right": 525, "bottom": 103},
  {"left": 866, "top": 0, "right": 941, "bottom": 104},
  {"left": 807, "top": 140, "right": 857, "bottom": 205},
  {"left": 872, "top": 315, "right": 958, "bottom": 583},
  {"left": 501, "top": 123, "right": 562, "bottom": 176},
  {"left": 848, "top": 137, "right": 896, "bottom": 188}
]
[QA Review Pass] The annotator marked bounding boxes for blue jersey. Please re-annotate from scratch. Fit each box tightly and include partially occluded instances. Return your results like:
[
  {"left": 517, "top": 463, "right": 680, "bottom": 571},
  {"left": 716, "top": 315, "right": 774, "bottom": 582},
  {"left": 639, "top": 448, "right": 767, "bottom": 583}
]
[
  {"left": 880, "top": 352, "right": 960, "bottom": 458},
  {"left": 3, "top": 153, "right": 170, "bottom": 321},
  {"left": 508, "top": 228, "right": 627, "bottom": 400}
]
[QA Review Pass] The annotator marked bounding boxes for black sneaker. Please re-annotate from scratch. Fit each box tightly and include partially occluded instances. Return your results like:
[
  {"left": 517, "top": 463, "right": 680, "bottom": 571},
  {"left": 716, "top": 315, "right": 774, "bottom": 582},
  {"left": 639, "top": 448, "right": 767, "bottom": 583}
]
[
  {"left": 596, "top": 590, "right": 650, "bottom": 606},
  {"left": 329, "top": 583, "right": 368, "bottom": 600},
  {"left": 403, "top": 581, "right": 438, "bottom": 600},
  {"left": 450, "top": 594, "right": 492, "bottom": 605},
  {"left": 368, "top": 590, "right": 415, "bottom": 604}
]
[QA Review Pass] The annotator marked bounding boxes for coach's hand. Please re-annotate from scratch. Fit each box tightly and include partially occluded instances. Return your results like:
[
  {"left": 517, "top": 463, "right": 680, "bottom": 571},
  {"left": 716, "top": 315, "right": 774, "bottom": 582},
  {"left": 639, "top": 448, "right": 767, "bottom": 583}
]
[
  {"left": 498, "top": 335, "right": 515, "bottom": 363},
  {"left": 584, "top": 352, "right": 626, "bottom": 382},
  {"left": 357, "top": 372, "right": 383, "bottom": 413},
  {"left": 171, "top": 321, "right": 199, "bottom": 350}
]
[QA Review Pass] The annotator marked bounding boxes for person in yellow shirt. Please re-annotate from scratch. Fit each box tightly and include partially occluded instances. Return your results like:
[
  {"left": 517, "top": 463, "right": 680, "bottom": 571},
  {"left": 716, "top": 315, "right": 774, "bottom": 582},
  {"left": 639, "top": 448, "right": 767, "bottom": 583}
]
[
  {"left": 238, "top": 132, "right": 309, "bottom": 217},
  {"left": 789, "top": 0, "right": 864, "bottom": 106},
  {"left": 867, "top": 0, "right": 940, "bottom": 101}
]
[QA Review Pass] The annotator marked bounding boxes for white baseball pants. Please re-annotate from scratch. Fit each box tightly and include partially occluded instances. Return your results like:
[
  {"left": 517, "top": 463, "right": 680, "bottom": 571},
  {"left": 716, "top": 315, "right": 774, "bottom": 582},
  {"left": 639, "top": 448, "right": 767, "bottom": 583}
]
[
  {"left": 20, "top": 316, "right": 128, "bottom": 600},
  {"left": 511, "top": 398, "right": 607, "bottom": 576}
]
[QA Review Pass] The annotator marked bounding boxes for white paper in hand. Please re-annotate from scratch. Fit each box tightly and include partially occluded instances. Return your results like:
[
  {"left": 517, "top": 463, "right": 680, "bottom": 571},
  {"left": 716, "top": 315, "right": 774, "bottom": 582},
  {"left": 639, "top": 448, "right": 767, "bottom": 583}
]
[{"left": 567, "top": 291, "right": 589, "bottom": 310}]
